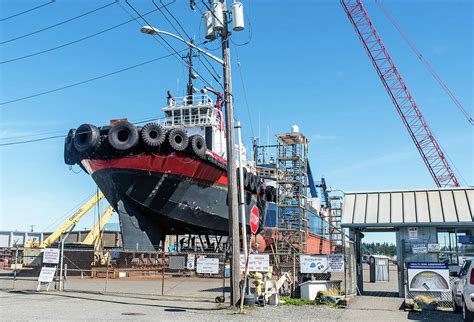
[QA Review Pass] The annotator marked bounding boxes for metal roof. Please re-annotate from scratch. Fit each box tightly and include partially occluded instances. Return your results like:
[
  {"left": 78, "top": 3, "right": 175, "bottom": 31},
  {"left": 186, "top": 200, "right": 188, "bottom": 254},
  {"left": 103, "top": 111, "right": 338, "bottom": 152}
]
[{"left": 341, "top": 187, "right": 474, "bottom": 228}]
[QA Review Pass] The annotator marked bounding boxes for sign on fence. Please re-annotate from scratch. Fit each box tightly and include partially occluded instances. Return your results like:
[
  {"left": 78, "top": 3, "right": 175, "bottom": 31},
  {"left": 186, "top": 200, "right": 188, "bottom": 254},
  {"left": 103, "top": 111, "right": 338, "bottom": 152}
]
[
  {"left": 412, "top": 244, "right": 428, "bottom": 254},
  {"left": 300, "top": 254, "right": 345, "bottom": 273},
  {"left": 300, "top": 255, "right": 328, "bottom": 273},
  {"left": 408, "top": 227, "right": 418, "bottom": 240},
  {"left": 186, "top": 254, "right": 195, "bottom": 270},
  {"left": 407, "top": 262, "right": 450, "bottom": 292},
  {"left": 38, "top": 266, "right": 56, "bottom": 283},
  {"left": 42, "top": 248, "right": 60, "bottom": 264},
  {"left": 328, "top": 254, "right": 345, "bottom": 272},
  {"left": 427, "top": 243, "right": 440, "bottom": 253},
  {"left": 239, "top": 254, "right": 270, "bottom": 272},
  {"left": 196, "top": 257, "right": 219, "bottom": 274}
]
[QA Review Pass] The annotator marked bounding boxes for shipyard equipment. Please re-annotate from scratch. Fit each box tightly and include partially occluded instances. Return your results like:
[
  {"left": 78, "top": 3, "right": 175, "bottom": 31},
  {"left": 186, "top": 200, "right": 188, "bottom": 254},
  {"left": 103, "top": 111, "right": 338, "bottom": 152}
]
[
  {"left": 24, "top": 192, "right": 104, "bottom": 248},
  {"left": 340, "top": 0, "right": 460, "bottom": 187}
]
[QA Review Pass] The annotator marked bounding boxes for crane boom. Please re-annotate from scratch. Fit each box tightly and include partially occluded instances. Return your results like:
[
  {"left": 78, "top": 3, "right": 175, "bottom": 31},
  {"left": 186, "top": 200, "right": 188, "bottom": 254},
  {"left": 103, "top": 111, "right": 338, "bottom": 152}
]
[
  {"left": 82, "top": 206, "right": 114, "bottom": 245},
  {"left": 340, "top": 0, "right": 460, "bottom": 187},
  {"left": 27, "top": 192, "right": 105, "bottom": 248}
]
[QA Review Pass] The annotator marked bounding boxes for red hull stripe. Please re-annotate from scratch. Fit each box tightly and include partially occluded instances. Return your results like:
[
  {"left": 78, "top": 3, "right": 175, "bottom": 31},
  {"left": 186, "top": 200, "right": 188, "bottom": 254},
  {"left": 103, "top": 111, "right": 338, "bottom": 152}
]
[{"left": 84, "top": 153, "right": 228, "bottom": 186}]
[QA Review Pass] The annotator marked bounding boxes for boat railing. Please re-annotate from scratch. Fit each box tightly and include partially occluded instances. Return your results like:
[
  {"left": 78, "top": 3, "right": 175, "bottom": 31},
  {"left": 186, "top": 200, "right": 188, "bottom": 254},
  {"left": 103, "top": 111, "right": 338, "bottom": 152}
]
[{"left": 160, "top": 94, "right": 222, "bottom": 128}]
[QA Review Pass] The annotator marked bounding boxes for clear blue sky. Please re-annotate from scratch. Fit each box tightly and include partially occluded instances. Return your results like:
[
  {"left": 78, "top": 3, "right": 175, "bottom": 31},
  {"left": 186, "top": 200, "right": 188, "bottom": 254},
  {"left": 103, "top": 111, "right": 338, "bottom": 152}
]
[{"left": 0, "top": 1, "right": 472, "bottom": 244}]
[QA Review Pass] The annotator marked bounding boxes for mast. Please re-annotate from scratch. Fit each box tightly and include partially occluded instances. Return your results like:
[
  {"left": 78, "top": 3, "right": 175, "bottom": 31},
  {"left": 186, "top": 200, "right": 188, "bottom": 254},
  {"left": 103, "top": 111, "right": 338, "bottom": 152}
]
[{"left": 186, "top": 42, "right": 197, "bottom": 105}]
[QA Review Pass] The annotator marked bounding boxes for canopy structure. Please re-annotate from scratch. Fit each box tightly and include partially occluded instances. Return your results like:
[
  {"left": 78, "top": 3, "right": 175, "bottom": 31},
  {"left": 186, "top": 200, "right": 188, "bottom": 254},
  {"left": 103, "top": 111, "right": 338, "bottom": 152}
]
[{"left": 341, "top": 187, "right": 474, "bottom": 228}]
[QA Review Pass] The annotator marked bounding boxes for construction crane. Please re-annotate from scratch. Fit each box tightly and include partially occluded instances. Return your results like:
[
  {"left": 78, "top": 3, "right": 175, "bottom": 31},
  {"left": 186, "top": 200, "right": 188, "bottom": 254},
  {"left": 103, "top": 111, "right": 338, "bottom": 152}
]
[
  {"left": 25, "top": 191, "right": 105, "bottom": 248},
  {"left": 340, "top": 0, "right": 460, "bottom": 187},
  {"left": 81, "top": 206, "right": 115, "bottom": 265}
]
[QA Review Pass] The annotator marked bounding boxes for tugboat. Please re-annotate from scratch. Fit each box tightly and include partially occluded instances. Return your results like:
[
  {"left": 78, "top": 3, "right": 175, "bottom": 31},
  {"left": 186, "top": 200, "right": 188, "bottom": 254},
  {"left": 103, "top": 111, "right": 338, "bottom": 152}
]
[{"left": 64, "top": 54, "right": 270, "bottom": 251}]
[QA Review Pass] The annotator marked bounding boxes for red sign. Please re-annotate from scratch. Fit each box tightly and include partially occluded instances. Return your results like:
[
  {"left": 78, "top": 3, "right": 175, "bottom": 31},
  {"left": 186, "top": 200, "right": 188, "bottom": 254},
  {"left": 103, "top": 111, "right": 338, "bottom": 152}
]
[{"left": 249, "top": 205, "right": 259, "bottom": 234}]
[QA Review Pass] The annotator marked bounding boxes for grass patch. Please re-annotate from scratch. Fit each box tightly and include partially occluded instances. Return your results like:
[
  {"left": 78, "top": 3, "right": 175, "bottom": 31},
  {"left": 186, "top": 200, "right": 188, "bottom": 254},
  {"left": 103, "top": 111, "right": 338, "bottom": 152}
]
[{"left": 280, "top": 296, "right": 315, "bottom": 306}]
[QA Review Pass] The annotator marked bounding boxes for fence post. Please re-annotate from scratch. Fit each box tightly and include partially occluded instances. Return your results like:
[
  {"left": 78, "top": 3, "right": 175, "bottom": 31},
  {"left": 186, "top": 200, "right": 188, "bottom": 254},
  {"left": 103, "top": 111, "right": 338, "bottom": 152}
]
[
  {"left": 343, "top": 234, "right": 347, "bottom": 295},
  {"left": 105, "top": 262, "right": 109, "bottom": 293},
  {"left": 292, "top": 252, "right": 296, "bottom": 297},
  {"left": 13, "top": 246, "right": 18, "bottom": 290},
  {"left": 161, "top": 251, "right": 165, "bottom": 296}
]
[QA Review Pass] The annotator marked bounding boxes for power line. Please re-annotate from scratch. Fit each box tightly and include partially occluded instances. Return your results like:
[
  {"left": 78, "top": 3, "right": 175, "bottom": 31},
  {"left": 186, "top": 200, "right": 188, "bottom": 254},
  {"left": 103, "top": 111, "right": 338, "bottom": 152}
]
[
  {"left": 0, "top": 50, "right": 185, "bottom": 106},
  {"left": 0, "top": 135, "right": 65, "bottom": 146},
  {"left": 233, "top": 44, "right": 254, "bottom": 137},
  {"left": 0, "top": 0, "right": 118, "bottom": 45},
  {"left": 376, "top": 0, "right": 473, "bottom": 126},
  {"left": 123, "top": 0, "right": 216, "bottom": 89},
  {"left": 151, "top": 0, "right": 222, "bottom": 84},
  {"left": 0, "top": 116, "right": 164, "bottom": 146},
  {"left": 0, "top": 6, "right": 165, "bottom": 64},
  {"left": 0, "top": 0, "right": 55, "bottom": 22}
]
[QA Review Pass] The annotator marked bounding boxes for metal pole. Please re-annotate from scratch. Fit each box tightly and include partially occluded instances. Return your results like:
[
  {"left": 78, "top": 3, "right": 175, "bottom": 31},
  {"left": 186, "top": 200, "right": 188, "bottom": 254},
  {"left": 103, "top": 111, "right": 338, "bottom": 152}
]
[
  {"left": 59, "top": 224, "right": 76, "bottom": 292},
  {"left": 236, "top": 121, "right": 247, "bottom": 259},
  {"left": 13, "top": 245, "right": 18, "bottom": 290},
  {"left": 221, "top": 0, "right": 240, "bottom": 307}
]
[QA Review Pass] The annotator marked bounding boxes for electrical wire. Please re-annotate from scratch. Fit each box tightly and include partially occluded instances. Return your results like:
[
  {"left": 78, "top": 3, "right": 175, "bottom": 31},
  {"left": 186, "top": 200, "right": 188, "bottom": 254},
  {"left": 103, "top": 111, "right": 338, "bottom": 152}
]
[
  {"left": 0, "top": 135, "right": 65, "bottom": 146},
  {"left": 123, "top": 0, "right": 216, "bottom": 89},
  {"left": 0, "top": 0, "right": 55, "bottom": 22},
  {"left": 0, "top": 6, "right": 166, "bottom": 64},
  {"left": 376, "top": 0, "right": 473, "bottom": 126},
  {"left": 0, "top": 1, "right": 118, "bottom": 45},
  {"left": 0, "top": 116, "right": 165, "bottom": 146},
  {"left": 233, "top": 44, "right": 254, "bottom": 137},
  {"left": 0, "top": 50, "right": 187, "bottom": 106}
]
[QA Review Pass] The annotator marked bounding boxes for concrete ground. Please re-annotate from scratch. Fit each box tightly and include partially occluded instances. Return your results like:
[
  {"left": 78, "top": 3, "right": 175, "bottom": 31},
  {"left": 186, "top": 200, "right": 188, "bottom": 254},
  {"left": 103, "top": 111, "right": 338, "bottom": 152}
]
[
  {"left": 0, "top": 273, "right": 463, "bottom": 321},
  {"left": 362, "top": 263, "right": 399, "bottom": 295}
]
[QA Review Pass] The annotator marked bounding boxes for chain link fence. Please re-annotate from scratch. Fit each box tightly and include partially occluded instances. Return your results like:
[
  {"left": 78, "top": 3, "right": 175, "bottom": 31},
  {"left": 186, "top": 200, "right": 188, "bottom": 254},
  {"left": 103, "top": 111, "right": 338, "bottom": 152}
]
[
  {"left": 403, "top": 250, "right": 455, "bottom": 310},
  {"left": 1, "top": 246, "right": 357, "bottom": 301}
]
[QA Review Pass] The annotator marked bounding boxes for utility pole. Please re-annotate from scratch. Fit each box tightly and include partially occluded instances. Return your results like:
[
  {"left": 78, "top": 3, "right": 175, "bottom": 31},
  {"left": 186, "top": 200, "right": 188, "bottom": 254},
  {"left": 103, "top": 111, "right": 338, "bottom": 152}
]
[{"left": 220, "top": 0, "right": 241, "bottom": 306}]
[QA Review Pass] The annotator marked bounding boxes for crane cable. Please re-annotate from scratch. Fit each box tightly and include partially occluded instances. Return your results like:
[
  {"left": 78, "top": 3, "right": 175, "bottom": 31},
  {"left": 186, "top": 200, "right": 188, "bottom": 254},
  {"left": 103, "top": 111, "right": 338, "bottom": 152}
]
[{"left": 376, "top": 0, "right": 474, "bottom": 126}]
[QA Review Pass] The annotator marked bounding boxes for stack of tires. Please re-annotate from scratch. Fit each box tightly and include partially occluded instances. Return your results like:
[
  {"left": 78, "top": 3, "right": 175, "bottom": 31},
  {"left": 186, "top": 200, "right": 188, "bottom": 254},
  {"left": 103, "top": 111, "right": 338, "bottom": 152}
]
[{"left": 64, "top": 122, "right": 207, "bottom": 165}]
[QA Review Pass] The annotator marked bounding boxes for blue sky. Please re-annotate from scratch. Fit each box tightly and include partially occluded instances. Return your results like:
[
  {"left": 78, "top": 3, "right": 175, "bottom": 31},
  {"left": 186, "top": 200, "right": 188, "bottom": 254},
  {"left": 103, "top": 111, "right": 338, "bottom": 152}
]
[{"left": 0, "top": 1, "right": 472, "bottom": 245}]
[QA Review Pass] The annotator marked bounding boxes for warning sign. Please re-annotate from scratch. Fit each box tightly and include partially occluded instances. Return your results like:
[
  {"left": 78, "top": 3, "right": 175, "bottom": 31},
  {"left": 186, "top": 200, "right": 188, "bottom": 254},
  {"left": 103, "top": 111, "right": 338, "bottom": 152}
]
[
  {"left": 38, "top": 266, "right": 56, "bottom": 283},
  {"left": 42, "top": 248, "right": 60, "bottom": 264},
  {"left": 328, "top": 254, "right": 345, "bottom": 272},
  {"left": 240, "top": 254, "right": 270, "bottom": 272},
  {"left": 196, "top": 257, "right": 219, "bottom": 274}
]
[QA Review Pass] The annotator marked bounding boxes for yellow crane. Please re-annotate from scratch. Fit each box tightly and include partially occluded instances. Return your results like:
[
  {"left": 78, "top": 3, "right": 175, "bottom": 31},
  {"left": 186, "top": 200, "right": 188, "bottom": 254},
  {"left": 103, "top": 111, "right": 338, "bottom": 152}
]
[
  {"left": 25, "top": 191, "right": 105, "bottom": 248},
  {"left": 81, "top": 206, "right": 115, "bottom": 265}
]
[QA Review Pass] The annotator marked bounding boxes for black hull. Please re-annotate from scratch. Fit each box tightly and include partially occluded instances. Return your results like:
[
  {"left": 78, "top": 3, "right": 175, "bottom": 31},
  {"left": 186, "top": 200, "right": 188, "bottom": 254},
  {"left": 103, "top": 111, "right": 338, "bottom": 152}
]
[{"left": 91, "top": 167, "right": 261, "bottom": 251}]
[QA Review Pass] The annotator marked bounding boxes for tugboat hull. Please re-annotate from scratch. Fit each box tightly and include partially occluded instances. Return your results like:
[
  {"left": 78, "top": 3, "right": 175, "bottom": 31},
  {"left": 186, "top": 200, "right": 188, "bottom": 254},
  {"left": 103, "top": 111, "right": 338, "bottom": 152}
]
[{"left": 82, "top": 153, "right": 261, "bottom": 251}]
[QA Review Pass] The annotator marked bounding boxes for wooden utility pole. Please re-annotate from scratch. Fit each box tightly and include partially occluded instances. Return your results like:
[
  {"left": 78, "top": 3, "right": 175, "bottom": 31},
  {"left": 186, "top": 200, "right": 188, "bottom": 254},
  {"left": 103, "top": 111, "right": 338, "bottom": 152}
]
[{"left": 221, "top": 0, "right": 241, "bottom": 306}]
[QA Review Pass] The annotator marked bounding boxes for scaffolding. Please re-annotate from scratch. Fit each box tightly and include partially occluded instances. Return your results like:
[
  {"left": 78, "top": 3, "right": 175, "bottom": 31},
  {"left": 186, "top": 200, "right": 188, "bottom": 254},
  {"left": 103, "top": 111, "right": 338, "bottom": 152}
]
[{"left": 275, "top": 131, "right": 309, "bottom": 253}]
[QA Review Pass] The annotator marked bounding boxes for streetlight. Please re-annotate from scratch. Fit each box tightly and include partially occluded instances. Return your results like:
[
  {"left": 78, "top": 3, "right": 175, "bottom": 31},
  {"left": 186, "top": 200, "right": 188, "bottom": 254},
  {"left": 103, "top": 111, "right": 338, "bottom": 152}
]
[
  {"left": 140, "top": 1, "right": 242, "bottom": 305},
  {"left": 140, "top": 26, "right": 224, "bottom": 65}
]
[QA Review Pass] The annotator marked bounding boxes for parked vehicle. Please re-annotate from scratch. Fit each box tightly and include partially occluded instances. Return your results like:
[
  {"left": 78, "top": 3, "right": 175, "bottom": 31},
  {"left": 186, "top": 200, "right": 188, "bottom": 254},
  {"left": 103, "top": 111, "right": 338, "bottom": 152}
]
[{"left": 453, "top": 259, "right": 474, "bottom": 321}]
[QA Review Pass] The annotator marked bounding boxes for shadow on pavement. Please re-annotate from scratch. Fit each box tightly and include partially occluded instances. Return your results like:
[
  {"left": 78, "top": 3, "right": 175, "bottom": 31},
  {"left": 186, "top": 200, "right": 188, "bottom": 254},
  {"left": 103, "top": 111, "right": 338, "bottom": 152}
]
[{"left": 7, "top": 290, "right": 225, "bottom": 311}]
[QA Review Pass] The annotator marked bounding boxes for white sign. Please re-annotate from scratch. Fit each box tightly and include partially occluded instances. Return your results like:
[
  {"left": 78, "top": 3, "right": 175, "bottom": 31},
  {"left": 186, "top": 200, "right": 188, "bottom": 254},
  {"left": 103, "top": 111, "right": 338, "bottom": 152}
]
[
  {"left": 407, "top": 262, "right": 450, "bottom": 292},
  {"left": 196, "top": 257, "right": 219, "bottom": 274},
  {"left": 412, "top": 244, "right": 428, "bottom": 254},
  {"left": 428, "top": 244, "right": 440, "bottom": 253},
  {"left": 300, "top": 255, "right": 328, "bottom": 273},
  {"left": 42, "top": 248, "right": 60, "bottom": 264},
  {"left": 328, "top": 254, "right": 345, "bottom": 272},
  {"left": 408, "top": 227, "right": 418, "bottom": 240},
  {"left": 240, "top": 254, "right": 270, "bottom": 272},
  {"left": 38, "top": 266, "right": 56, "bottom": 283},
  {"left": 186, "top": 254, "right": 195, "bottom": 270}
]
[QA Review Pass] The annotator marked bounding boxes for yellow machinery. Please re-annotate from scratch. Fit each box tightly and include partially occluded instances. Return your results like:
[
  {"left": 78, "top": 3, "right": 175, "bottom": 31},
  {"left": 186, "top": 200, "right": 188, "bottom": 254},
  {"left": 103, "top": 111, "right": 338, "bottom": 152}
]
[
  {"left": 24, "top": 191, "right": 104, "bottom": 248},
  {"left": 81, "top": 206, "right": 115, "bottom": 265}
]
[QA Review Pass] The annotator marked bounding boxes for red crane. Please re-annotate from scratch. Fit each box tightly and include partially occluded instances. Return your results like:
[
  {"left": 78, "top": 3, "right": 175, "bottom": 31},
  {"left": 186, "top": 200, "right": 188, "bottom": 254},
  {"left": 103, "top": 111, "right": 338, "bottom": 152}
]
[{"left": 340, "top": 0, "right": 460, "bottom": 188}]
